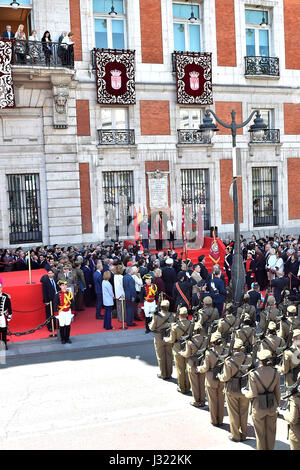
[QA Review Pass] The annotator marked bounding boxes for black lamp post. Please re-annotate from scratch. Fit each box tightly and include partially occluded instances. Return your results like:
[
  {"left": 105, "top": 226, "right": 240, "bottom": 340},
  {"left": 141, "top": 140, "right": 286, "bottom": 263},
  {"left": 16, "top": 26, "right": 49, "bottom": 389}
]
[{"left": 199, "top": 109, "right": 267, "bottom": 306}]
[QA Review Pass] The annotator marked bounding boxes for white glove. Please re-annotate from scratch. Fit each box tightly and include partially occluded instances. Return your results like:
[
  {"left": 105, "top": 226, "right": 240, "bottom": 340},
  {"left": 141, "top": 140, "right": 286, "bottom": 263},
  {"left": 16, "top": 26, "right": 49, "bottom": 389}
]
[{"left": 241, "top": 387, "right": 248, "bottom": 395}]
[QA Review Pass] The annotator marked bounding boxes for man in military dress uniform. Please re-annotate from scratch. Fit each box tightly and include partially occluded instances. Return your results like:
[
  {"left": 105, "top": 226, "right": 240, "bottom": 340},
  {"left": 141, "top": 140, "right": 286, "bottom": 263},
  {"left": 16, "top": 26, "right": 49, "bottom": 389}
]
[
  {"left": 259, "top": 295, "right": 280, "bottom": 333},
  {"left": 194, "top": 296, "right": 219, "bottom": 336},
  {"left": 53, "top": 280, "right": 75, "bottom": 344},
  {"left": 197, "top": 331, "right": 227, "bottom": 426},
  {"left": 149, "top": 299, "right": 176, "bottom": 380},
  {"left": 278, "top": 305, "right": 300, "bottom": 341},
  {"left": 235, "top": 314, "right": 256, "bottom": 353},
  {"left": 164, "top": 306, "right": 192, "bottom": 394},
  {"left": 236, "top": 294, "right": 256, "bottom": 327},
  {"left": 242, "top": 349, "right": 281, "bottom": 450},
  {"left": 0, "top": 278, "right": 12, "bottom": 350},
  {"left": 278, "top": 329, "right": 300, "bottom": 386},
  {"left": 282, "top": 372, "right": 300, "bottom": 450},
  {"left": 217, "top": 338, "right": 252, "bottom": 442},
  {"left": 217, "top": 303, "right": 238, "bottom": 343},
  {"left": 259, "top": 321, "right": 285, "bottom": 365},
  {"left": 179, "top": 326, "right": 208, "bottom": 407}
]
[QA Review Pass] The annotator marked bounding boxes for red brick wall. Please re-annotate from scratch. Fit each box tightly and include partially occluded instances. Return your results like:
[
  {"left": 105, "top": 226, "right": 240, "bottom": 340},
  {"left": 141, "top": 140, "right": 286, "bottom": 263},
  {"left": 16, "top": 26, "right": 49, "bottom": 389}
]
[
  {"left": 79, "top": 163, "right": 92, "bottom": 233},
  {"left": 284, "top": 103, "right": 300, "bottom": 134},
  {"left": 140, "top": 0, "right": 163, "bottom": 63},
  {"left": 220, "top": 159, "right": 243, "bottom": 223},
  {"left": 287, "top": 159, "right": 300, "bottom": 219},
  {"left": 215, "top": 0, "right": 236, "bottom": 67},
  {"left": 215, "top": 102, "right": 243, "bottom": 135},
  {"left": 140, "top": 100, "right": 170, "bottom": 135},
  {"left": 284, "top": 0, "right": 300, "bottom": 69},
  {"left": 69, "top": 0, "right": 82, "bottom": 61},
  {"left": 76, "top": 100, "right": 90, "bottom": 136}
]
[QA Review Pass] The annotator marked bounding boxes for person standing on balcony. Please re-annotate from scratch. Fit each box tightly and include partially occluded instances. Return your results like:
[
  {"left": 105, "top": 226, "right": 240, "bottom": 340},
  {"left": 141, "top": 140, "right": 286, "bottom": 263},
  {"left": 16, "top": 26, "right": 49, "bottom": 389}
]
[
  {"left": 61, "top": 32, "right": 75, "bottom": 67},
  {"left": 2, "top": 25, "right": 15, "bottom": 40},
  {"left": 14, "top": 25, "right": 26, "bottom": 64},
  {"left": 28, "top": 30, "right": 40, "bottom": 64},
  {"left": 41, "top": 31, "right": 52, "bottom": 66}
]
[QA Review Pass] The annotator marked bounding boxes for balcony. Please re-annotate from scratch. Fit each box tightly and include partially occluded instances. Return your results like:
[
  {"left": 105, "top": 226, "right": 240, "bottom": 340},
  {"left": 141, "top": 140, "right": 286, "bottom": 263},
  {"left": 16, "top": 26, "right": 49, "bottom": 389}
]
[
  {"left": 245, "top": 56, "right": 279, "bottom": 78},
  {"left": 177, "top": 129, "right": 212, "bottom": 145},
  {"left": 8, "top": 40, "right": 74, "bottom": 69},
  {"left": 98, "top": 129, "right": 135, "bottom": 146},
  {"left": 249, "top": 129, "right": 280, "bottom": 144}
]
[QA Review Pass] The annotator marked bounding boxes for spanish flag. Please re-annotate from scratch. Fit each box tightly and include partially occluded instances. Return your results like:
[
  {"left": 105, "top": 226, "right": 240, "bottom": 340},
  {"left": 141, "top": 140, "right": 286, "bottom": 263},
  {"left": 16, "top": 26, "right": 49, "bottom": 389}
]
[{"left": 209, "top": 227, "right": 220, "bottom": 264}]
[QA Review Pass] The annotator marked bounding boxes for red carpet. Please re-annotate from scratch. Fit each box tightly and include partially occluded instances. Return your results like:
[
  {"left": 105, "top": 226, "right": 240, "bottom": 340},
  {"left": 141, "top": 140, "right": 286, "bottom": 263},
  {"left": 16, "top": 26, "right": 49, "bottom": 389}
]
[
  {"left": 0, "top": 269, "right": 144, "bottom": 343},
  {"left": 150, "top": 237, "right": 226, "bottom": 273}
]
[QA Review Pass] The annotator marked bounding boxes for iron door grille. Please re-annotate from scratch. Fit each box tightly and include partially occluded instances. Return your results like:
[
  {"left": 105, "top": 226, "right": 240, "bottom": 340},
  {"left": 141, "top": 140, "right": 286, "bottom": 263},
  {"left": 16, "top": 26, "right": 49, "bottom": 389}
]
[
  {"left": 252, "top": 167, "right": 278, "bottom": 227},
  {"left": 181, "top": 169, "right": 210, "bottom": 231},
  {"left": 102, "top": 171, "right": 134, "bottom": 239},
  {"left": 7, "top": 174, "right": 42, "bottom": 244}
]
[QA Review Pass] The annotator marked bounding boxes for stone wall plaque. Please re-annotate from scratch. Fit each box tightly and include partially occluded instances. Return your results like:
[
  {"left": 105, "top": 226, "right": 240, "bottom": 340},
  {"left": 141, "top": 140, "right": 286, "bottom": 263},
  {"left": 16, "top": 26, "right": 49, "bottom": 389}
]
[{"left": 147, "top": 170, "right": 169, "bottom": 209}]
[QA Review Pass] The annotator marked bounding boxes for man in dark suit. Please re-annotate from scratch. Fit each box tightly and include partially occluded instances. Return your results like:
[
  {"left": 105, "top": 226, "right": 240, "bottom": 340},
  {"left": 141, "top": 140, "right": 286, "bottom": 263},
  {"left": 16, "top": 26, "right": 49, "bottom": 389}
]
[
  {"left": 82, "top": 258, "right": 94, "bottom": 307},
  {"left": 162, "top": 258, "right": 177, "bottom": 310},
  {"left": 198, "top": 255, "right": 209, "bottom": 281},
  {"left": 208, "top": 269, "right": 226, "bottom": 316},
  {"left": 172, "top": 271, "right": 192, "bottom": 311},
  {"left": 2, "top": 26, "right": 15, "bottom": 40},
  {"left": 123, "top": 266, "right": 137, "bottom": 327},
  {"left": 40, "top": 269, "right": 58, "bottom": 332},
  {"left": 93, "top": 261, "right": 103, "bottom": 319},
  {"left": 271, "top": 270, "right": 289, "bottom": 305}
]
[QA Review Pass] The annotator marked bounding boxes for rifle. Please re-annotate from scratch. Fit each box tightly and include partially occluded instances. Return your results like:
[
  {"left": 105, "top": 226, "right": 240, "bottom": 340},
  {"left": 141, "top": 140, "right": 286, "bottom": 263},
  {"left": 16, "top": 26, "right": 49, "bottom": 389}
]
[
  {"left": 241, "top": 340, "right": 259, "bottom": 379},
  {"left": 212, "top": 330, "right": 236, "bottom": 380},
  {"left": 196, "top": 324, "right": 214, "bottom": 368},
  {"left": 281, "top": 377, "right": 300, "bottom": 404},
  {"left": 276, "top": 323, "right": 294, "bottom": 366}
]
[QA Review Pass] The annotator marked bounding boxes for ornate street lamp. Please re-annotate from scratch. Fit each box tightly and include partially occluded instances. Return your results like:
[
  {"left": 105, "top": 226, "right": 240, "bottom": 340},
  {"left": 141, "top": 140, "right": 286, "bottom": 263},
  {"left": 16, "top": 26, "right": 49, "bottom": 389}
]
[
  {"left": 189, "top": 2, "right": 197, "bottom": 23},
  {"left": 108, "top": 0, "right": 117, "bottom": 17},
  {"left": 199, "top": 108, "right": 268, "bottom": 306}
]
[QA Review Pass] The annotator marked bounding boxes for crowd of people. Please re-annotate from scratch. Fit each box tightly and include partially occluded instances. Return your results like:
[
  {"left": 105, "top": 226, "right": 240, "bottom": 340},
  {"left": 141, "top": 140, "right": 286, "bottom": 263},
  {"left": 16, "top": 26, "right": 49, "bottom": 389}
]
[
  {"left": 0, "top": 232, "right": 300, "bottom": 450},
  {"left": 1, "top": 25, "right": 75, "bottom": 67}
]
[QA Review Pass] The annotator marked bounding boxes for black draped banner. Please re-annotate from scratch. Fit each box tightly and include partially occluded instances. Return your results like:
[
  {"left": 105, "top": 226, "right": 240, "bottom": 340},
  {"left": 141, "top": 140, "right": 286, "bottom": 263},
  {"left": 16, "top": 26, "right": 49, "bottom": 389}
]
[
  {"left": 174, "top": 51, "right": 213, "bottom": 105},
  {"left": 0, "top": 40, "right": 15, "bottom": 109},
  {"left": 94, "top": 49, "right": 136, "bottom": 105}
]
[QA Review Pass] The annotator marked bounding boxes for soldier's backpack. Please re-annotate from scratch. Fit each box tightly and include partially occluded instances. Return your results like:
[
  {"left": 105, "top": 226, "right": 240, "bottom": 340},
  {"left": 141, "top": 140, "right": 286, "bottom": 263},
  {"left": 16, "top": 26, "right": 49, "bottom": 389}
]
[{"left": 253, "top": 369, "right": 277, "bottom": 409}]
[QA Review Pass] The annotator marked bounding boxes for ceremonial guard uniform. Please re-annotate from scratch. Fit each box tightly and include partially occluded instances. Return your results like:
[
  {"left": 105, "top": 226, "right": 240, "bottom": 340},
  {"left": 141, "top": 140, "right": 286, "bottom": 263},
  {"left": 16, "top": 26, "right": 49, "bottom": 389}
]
[
  {"left": 278, "top": 305, "right": 300, "bottom": 340},
  {"left": 235, "top": 314, "right": 256, "bottom": 353},
  {"left": 179, "top": 331, "right": 208, "bottom": 407},
  {"left": 195, "top": 296, "right": 219, "bottom": 336},
  {"left": 243, "top": 349, "right": 281, "bottom": 450},
  {"left": 259, "top": 321, "right": 285, "bottom": 364},
  {"left": 218, "top": 338, "right": 251, "bottom": 442},
  {"left": 197, "top": 332, "right": 226, "bottom": 426},
  {"left": 141, "top": 274, "right": 158, "bottom": 333},
  {"left": 217, "top": 303, "right": 238, "bottom": 343},
  {"left": 0, "top": 279, "right": 12, "bottom": 350},
  {"left": 282, "top": 374, "right": 300, "bottom": 450},
  {"left": 164, "top": 307, "right": 191, "bottom": 394},
  {"left": 53, "top": 280, "right": 75, "bottom": 344},
  {"left": 278, "top": 329, "right": 300, "bottom": 386},
  {"left": 149, "top": 299, "right": 176, "bottom": 380},
  {"left": 259, "top": 296, "right": 280, "bottom": 333},
  {"left": 236, "top": 295, "right": 256, "bottom": 327}
]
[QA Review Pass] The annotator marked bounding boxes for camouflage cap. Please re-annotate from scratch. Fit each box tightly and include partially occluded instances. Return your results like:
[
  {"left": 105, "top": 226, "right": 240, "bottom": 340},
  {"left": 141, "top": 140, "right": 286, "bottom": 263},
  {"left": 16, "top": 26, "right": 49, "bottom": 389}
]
[
  {"left": 257, "top": 349, "right": 272, "bottom": 361},
  {"left": 287, "top": 305, "right": 297, "bottom": 314},
  {"left": 179, "top": 306, "right": 188, "bottom": 316},
  {"left": 161, "top": 299, "right": 170, "bottom": 307},
  {"left": 210, "top": 331, "right": 222, "bottom": 343},
  {"left": 203, "top": 296, "right": 213, "bottom": 305}
]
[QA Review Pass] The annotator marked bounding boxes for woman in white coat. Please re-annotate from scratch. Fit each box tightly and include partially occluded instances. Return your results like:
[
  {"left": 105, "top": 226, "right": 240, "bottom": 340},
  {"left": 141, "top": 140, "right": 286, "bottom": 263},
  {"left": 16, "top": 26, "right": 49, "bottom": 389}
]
[
  {"left": 167, "top": 215, "right": 176, "bottom": 249},
  {"left": 114, "top": 264, "right": 126, "bottom": 323}
]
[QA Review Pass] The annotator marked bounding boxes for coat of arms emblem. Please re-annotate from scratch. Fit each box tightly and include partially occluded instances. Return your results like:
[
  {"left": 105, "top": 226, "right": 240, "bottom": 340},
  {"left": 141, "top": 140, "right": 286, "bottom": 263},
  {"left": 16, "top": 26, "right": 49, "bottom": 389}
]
[
  {"left": 111, "top": 69, "right": 122, "bottom": 90},
  {"left": 189, "top": 71, "right": 200, "bottom": 91}
]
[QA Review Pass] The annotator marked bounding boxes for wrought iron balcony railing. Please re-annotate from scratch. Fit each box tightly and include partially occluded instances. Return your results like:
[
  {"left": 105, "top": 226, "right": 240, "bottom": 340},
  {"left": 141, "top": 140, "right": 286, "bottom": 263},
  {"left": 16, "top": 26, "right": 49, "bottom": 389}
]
[
  {"left": 98, "top": 129, "right": 135, "bottom": 145},
  {"left": 177, "top": 129, "right": 212, "bottom": 145},
  {"left": 245, "top": 56, "right": 279, "bottom": 77},
  {"left": 249, "top": 129, "right": 280, "bottom": 144},
  {"left": 7, "top": 39, "right": 74, "bottom": 68}
]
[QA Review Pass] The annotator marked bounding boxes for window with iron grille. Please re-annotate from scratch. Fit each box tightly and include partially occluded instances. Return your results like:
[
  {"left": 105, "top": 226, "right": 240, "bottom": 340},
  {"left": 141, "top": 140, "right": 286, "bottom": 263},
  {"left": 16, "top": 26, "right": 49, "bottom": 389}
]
[
  {"left": 252, "top": 167, "right": 278, "bottom": 227},
  {"left": 102, "top": 171, "right": 134, "bottom": 239},
  {"left": 181, "top": 169, "right": 210, "bottom": 232},
  {"left": 7, "top": 173, "right": 42, "bottom": 244}
]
